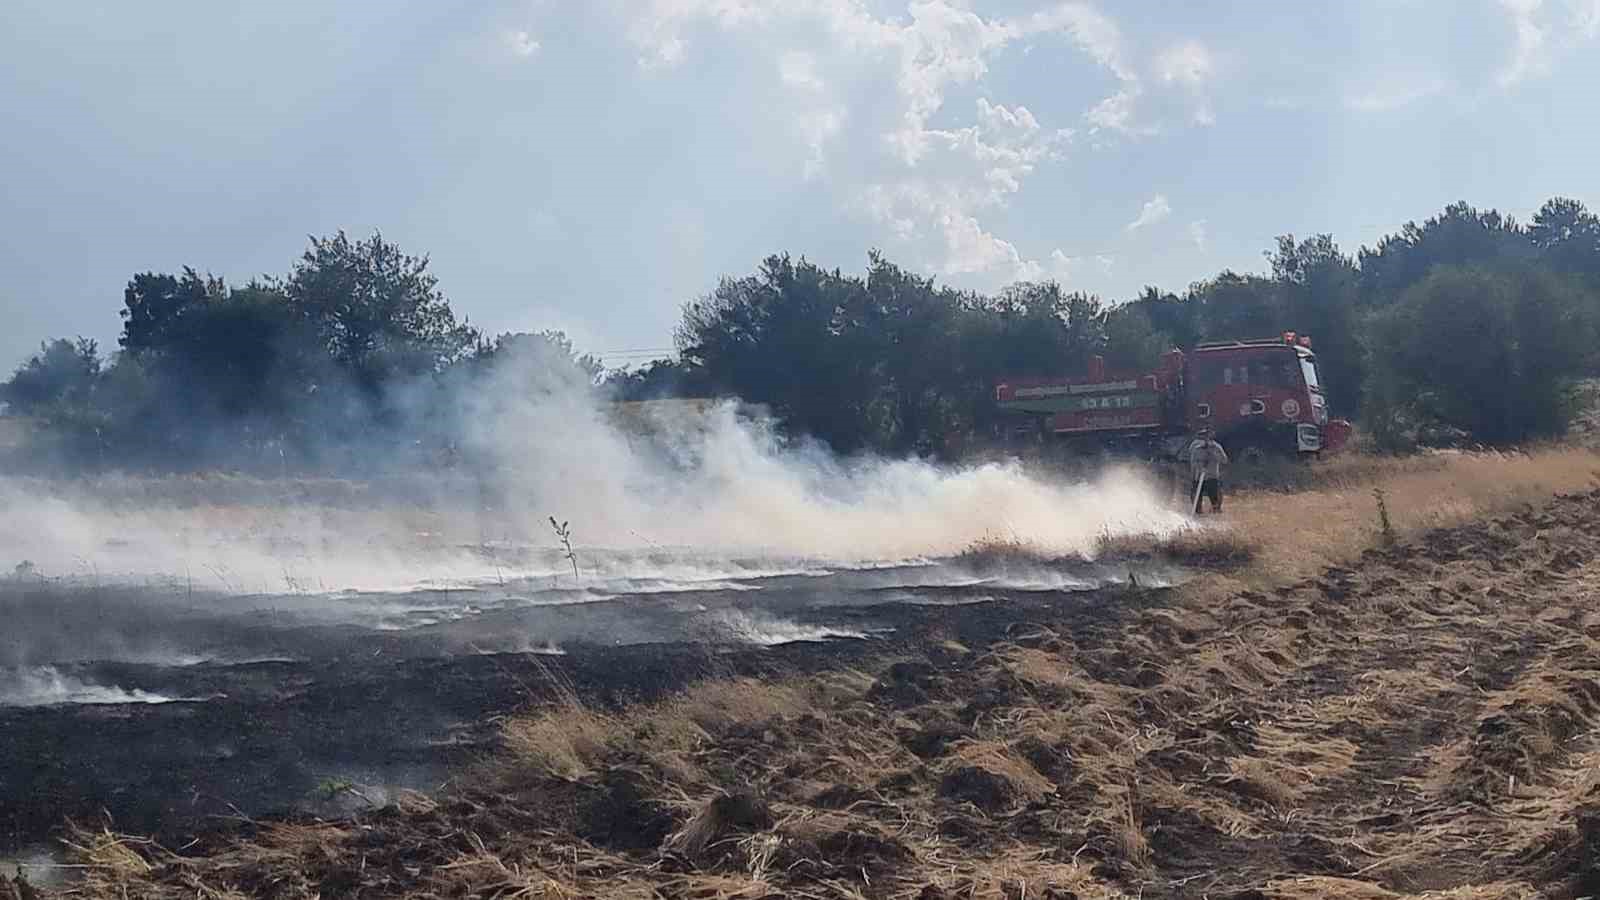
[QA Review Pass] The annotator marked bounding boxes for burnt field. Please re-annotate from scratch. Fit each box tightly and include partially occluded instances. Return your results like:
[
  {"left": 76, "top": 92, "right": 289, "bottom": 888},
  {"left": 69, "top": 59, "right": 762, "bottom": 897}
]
[
  {"left": 10, "top": 475, "right": 1600, "bottom": 897},
  {"left": 0, "top": 553, "right": 1177, "bottom": 853}
]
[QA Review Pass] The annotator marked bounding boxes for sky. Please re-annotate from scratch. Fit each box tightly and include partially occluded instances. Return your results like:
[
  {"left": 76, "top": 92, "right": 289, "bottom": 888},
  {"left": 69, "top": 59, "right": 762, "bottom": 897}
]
[{"left": 2, "top": 0, "right": 1598, "bottom": 371}]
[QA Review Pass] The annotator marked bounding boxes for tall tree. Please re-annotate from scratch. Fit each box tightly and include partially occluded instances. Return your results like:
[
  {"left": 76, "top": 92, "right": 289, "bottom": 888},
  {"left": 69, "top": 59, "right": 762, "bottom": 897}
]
[
  {"left": 1529, "top": 196, "right": 1600, "bottom": 283},
  {"left": 857, "top": 253, "right": 959, "bottom": 453},
  {"left": 1186, "top": 271, "right": 1281, "bottom": 340},
  {"left": 677, "top": 255, "right": 878, "bottom": 451},
  {"left": 1268, "top": 234, "right": 1364, "bottom": 414},
  {"left": 1102, "top": 304, "right": 1169, "bottom": 372},
  {"left": 1357, "top": 201, "right": 1535, "bottom": 307},
  {"left": 1125, "top": 286, "right": 1199, "bottom": 349},
  {"left": 120, "top": 268, "right": 225, "bottom": 355},
  {"left": 1, "top": 337, "right": 101, "bottom": 417},
  {"left": 284, "top": 231, "right": 478, "bottom": 388},
  {"left": 1367, "top": 265, "right": 1594, "bottom": 445}
]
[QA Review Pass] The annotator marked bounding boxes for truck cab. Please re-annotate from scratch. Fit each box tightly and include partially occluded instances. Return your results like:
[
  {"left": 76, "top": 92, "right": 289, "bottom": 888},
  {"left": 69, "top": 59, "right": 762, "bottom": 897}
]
[{"left": 1186, "top": 333, "right": 1335, "bottom": 458}]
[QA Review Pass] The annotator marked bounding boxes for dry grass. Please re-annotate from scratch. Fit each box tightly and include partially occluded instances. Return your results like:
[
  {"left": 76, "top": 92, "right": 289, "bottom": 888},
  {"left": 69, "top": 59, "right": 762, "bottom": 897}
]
[
  {"left": 953, "top": 532, "right": 1054, "bottom": 568},
  {"left": 62, "top": 828, "right": 155, "bottom": 879},
  {"left": 1096, "top": 524, "right": 1255, "bottom": 569},
  {"left": 495, "top": 676, "right": 821, "bottom": 790},
  {"left": 1202, "top": 446, "right": 1600, "bottom": 591},
  {"left": 945, "top": 740, "right": 1057, "bottom": 805},
  {"left": 501, "top": 703, "right": 617, "bottom": 781},
  {"left": 1098, "top": 447, "right": 1600, "bottom": 583},
  {"left": 664, "top": 677, "right": 813, "bottom": 734}
]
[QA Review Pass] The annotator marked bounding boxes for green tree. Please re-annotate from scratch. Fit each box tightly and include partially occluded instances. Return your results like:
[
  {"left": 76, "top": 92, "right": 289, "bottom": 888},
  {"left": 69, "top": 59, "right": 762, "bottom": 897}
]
[
  {"left": 1367, "top": 265, "right": 1594, "bottom": 446},
  {"left": 856, "top": 253, "right": 961, "bottom": 454},
  {"left": 1268, "top": 234, "right": 1364, "bottom": 415},
  {"left": 1125, "top": 286, "right": 1200, "bottom": 349},
  {"left": 1, "top": 337, "right": 102, "bottom": 417},
  {"left": 1186, "top": 271, "right": 1281, "bottom": 340},
  {"left": 1529, "top": 196, "right": 1600, "bottom": 284},
  {"left": 284, "top": 231, "right": 478, "bottom": 388},
  {"left": 119, "top": 268, "right": 225, "bottom": 354},
  {"left": 606, "top": 359, "right": 711, "bottom": 401},
  {"left": 479, "top": 330, "right": 604, "bottom": 387},
  {"left": 1102, "top": 304, "right": 1169, "bottom": 371},
  {"left": 1357, "top": 202, "right": 1534, "bottom": 307},
  {"left": 156, "top": 284, "right": 311, "bottom": 418},
  {"left": 676, "top": 255, "right": 880, "bottom": 451}
]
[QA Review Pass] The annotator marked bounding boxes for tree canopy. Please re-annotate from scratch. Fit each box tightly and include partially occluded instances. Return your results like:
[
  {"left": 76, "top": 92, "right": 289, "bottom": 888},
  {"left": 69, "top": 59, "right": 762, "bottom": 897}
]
[{"left": 6, "top": 197, "right": 1600, "bottom": 470}]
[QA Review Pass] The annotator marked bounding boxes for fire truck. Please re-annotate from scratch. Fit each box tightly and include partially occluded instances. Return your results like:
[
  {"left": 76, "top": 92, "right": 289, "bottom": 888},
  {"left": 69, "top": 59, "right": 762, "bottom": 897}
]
[{"left": 993, "top": 332, "right": 1352, "bottom": 461}]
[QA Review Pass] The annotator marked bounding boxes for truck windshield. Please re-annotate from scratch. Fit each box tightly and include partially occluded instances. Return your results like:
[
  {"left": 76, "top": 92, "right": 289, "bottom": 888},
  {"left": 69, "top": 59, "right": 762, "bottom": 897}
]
[{"left": 1300, "top": 356, "right": 1321, "bottom": 392}]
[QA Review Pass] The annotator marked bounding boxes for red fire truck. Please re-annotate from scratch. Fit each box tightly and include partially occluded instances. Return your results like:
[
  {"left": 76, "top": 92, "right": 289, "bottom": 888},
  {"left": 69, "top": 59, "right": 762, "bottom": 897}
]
[{"left": 993, "top": 332, "right": 1352, "bottom": 460}]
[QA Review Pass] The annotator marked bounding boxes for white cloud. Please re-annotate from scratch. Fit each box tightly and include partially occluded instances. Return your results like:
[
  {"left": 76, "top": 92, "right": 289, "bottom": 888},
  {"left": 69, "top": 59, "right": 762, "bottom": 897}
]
[
  {"left": 1189, "top": 219, "right": 1208, "bottom": 250},
  {"left": 1579, "top": 0, "right": 1600, "bottom": 36},
  {"left": 1125, "top": 194, "right": 1171, "bottom": 232},
  {"left": 1152, "top": 39, "right": 1218, "bottom": 126},
  {"left": 937, "top": 205, "right": 1038, "bottom": 279},
  {"left": 1048, "top": 248, "right": 1076, "bottom": 277},
  {"left": 977, "top": 97, "right": 1040, "bottom": 132},
  {"left": 778, "top": 50, "right": 824, "bottom": 91},
  {"left": 1155, "top": 40, "right": 1213, "bottom": 86},
  {"left": 627, "top": 0, "right": 779, "bottom": 68},
  {"left": 628, "top": 1, "right": 1135, "bottom": 157},
  {"left": 1344, "top": 74, "right": 1447, "bottom": 111},
  {"left": 797, "top": 107, "right": 844, "bottom": 179},
  {"left": 505, "top": 29, "right": 540, "bottom": 58},
  {"left": 619, "top": 2, "right": 1147, "bottom": 283},
  {"left": 1498, "top": 0, "right": 1549, "bottom": 85},
  {"left": 926, "top": 99, "right": 1071, "bottom": 197},
  {"left": 1043, "top": 249, "right": 1112, "bottom": 279},
  {"left": 1008, "top": 3, "right": 1133, "bottom": 81},
  {"left": 1085, "top": 88, "right": 1152, "bottom": 136},
  {"left": 857, "top": 183, "right": 1044, "bottom": 282},
  {"left": 1495, "top": 0, "right": 1600, "bottom": 85},
  {"left": 858, "top": 185, "right": 918, "bottom": 240}
]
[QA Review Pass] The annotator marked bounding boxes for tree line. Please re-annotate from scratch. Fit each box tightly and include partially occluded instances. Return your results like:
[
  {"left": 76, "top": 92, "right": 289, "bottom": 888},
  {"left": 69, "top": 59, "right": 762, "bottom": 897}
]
[
  {"left": 0, "top": 232, "right": 602, "bottom": 472},
  {"left": 664, "top": 197, "right": 1600, "bottom": 452},
  {"left": 4, "top": 197, "right": 1599, "bottom": 471}
]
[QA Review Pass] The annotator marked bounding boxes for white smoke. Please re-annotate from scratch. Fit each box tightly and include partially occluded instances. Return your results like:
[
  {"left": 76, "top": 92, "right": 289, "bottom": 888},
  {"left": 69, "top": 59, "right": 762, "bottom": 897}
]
[
  {"left": 705, "top": 609, "right": 870, "bottom": 645},
  {"left": 0, "top": 666, "right": 186, "bottom": 707},
  {"left": 0, "top": 353, "right": 1191, "bottom": 595}
]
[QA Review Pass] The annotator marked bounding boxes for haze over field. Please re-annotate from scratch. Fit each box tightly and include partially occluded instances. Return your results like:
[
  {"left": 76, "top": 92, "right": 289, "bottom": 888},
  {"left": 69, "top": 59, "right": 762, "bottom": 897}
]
[{"left": 0, "top": 393, "right": 1188, "bottom": 595}]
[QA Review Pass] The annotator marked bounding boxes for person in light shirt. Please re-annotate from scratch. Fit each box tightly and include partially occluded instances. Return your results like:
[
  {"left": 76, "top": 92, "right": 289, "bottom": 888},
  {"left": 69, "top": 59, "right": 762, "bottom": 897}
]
[{"left": 1186, "top": 427, "right": 1229, "bottom": 515}]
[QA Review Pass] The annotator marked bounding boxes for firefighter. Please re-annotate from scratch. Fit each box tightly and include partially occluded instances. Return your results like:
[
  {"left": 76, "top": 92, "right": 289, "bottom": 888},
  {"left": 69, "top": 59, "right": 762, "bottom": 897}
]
[{"left": 1187, "top": 427, "right": 1229, "bottom": 515}]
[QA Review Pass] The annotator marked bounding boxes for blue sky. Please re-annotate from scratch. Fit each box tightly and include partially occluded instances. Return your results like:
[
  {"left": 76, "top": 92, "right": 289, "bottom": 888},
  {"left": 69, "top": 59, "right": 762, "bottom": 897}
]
[{"left": 3, "top": 0, "right": 1598, "bottom": 370}]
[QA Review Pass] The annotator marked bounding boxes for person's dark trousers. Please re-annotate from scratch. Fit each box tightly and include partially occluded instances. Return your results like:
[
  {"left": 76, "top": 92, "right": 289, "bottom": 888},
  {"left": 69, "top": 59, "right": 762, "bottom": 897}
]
[{"left": 1194, "top": 477, "right": 1222, "bottom": 514}]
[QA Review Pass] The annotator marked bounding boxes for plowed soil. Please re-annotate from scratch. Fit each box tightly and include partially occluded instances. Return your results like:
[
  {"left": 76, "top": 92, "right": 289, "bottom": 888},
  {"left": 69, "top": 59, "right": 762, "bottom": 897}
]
[{"left": 18, "top": 487, "right": 1600, "bottom": 899}]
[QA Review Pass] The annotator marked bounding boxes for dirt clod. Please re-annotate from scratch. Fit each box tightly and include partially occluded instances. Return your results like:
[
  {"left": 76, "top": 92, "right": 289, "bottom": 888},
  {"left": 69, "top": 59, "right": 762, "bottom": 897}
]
[
  {"left": 578, "top": 766, "right": 676, "bottom": 850},
  {"left": 939, "top": 765, "right": 1020, "bottom": 813}
]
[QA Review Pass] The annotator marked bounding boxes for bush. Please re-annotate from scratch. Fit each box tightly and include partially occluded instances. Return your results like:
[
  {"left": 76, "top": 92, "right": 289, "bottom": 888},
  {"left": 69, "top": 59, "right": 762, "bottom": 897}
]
[{"left": 1365, "top": 265, "right": 1596, "bottom": 447}]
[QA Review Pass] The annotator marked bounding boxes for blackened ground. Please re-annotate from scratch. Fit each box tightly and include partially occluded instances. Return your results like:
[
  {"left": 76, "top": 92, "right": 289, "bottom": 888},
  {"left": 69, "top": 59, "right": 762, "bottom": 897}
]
[{"left": 0, "top": 573, "right": 1165, "bottom": 853}]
